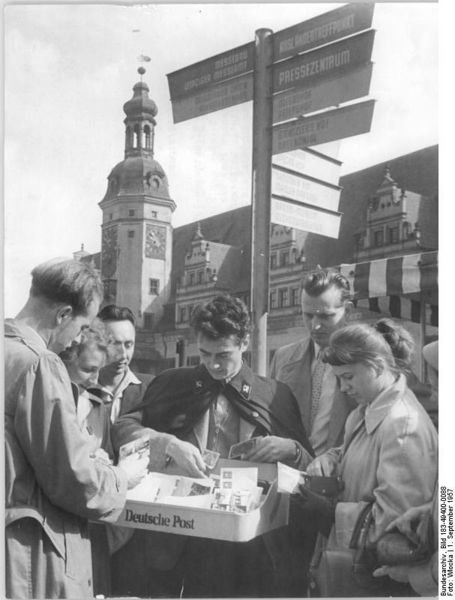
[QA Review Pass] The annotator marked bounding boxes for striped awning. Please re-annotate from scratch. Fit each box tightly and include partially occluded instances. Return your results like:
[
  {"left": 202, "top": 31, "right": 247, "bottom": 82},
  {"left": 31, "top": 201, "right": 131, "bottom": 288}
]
[{"left": 338, "top": 251, "right": 438, "bottom": 300}]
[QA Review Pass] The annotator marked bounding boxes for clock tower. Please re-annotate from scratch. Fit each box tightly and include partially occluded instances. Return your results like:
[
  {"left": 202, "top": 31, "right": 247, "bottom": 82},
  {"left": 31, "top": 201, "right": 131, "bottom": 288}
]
[{"left": 99, "top": 68, "right": 176, "bottom": 328}]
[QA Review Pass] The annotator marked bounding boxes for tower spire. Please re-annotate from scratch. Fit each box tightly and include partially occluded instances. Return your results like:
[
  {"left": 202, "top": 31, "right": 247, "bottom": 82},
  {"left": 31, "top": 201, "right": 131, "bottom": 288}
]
[{"left": 122, "top": 68, "right": 157, "bottom": 159}]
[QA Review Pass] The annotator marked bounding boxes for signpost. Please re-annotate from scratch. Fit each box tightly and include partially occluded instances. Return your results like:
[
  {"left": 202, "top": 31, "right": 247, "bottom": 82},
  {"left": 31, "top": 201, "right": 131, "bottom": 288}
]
[
  {"left": 171, "top": 73, "right": 254, "bottom": 123},
  {"left": 272, "top": 29, "right": 375, "bottom": 94},
  {"left": 271, "top": 166, "right": 341, "bottom": 213},
  {"left": 272, "top": 147, "right": 341, "bottom": 186},
  {"left": 271, "top": 198, "right": 342, "bottom": 238},
  {"left": 167, "top": 42, "right": 254, "bottom": 99},
  {"left": 272, "top": 62, "right": 373, "bottom": 123},
  {"left": 166, "top": 3, "right": 376, "bottom": 374},
  {"left": 272, "top": 99, "right": 375, "bottom": 155},
  {"left": 273, "top": 2, "right": 374, "bottom": 61}
]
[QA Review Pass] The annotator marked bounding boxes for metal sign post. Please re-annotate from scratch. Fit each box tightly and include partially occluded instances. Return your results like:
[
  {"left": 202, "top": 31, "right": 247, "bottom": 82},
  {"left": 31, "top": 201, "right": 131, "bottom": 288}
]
[
  {"left": 166, "top": 4, "right": 377, "bottom": 376},
  {"left": 250, "top": 29, "right": 273, "bottom": 375}
]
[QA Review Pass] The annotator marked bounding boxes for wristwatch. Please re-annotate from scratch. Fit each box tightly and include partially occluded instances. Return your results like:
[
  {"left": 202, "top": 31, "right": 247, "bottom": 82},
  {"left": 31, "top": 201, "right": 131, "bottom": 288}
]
[{"left": 293, "top": 441, "right": 302, "bottom": 465}]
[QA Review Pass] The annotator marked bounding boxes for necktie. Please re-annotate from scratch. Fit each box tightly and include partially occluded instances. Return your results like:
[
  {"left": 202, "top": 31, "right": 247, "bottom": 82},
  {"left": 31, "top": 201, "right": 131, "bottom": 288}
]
[
  {"left": 76, "top": 391, "right": 92, "bottom": 429},
  {"left": 311, "top": 354, "right": 327, "bottom": 429}
]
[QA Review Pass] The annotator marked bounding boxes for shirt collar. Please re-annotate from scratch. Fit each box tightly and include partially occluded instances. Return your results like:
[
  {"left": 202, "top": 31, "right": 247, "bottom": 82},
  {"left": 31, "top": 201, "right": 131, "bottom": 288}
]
[
  {"left": 364, "top": 374, "right": 406, "bottom": 434},
  {"left": 98, "top": 367, "right": 141, "bottom": 400},
  {"left": 5, "top": 319, "right": 47, "bottom": 350}
]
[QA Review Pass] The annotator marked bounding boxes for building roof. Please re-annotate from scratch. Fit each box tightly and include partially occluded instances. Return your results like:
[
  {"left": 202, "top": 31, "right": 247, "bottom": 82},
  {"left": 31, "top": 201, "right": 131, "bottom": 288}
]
[{"left": 326, "top": 144, "right": 438, "bottom": 265}]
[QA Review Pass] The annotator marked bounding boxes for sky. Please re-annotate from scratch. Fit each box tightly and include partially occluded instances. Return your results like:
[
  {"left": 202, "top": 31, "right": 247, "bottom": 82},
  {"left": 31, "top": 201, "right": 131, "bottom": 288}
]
[{"left": 4, "top": 1, "right": 440, "bottom": 317}]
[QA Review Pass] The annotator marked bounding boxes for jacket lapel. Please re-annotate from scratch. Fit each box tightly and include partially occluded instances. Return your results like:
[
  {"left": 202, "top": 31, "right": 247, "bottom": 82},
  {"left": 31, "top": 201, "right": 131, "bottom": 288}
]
[
  {"left": 279, "top": 339, "right": 313, "bottom": 431},
  {"left": 192, "top": 409, "right": 209, "bottom": 451}
]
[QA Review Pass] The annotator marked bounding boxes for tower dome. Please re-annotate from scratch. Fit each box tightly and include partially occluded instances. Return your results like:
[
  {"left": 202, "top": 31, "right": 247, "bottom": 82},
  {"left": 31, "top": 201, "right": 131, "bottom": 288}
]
[{"left": 123, "top": 81, "right": 158, "bottom": 119}]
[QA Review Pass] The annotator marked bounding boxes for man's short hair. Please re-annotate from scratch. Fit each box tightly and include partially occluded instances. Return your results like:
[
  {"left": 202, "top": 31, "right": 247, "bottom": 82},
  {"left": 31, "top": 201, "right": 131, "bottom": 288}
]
[
  {"left": 97, "top": 304, "right": 136, "bottom": 326},
  {"left": 30, "top": 258, "right": 103, "bottom": 316},
  {"left": 190, "top": 294, "right": 250, "bottom": 342},
  {"left": 302, "top": 268, "right": 350, "bottom": 302}
]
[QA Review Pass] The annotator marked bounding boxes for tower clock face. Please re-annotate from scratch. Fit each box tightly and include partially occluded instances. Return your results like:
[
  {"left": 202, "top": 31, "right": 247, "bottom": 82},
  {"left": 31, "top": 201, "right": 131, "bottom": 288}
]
[
  {"left": 145, "top": 224, "right": 166, "bottom": 259},
  {"left": 102, "top": 226, "right": 118, "bottom": 278}
]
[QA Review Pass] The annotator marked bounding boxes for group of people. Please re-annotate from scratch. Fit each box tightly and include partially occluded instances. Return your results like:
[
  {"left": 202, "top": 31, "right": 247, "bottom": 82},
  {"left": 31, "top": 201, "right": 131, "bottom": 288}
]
[{"left": 4, "top": 258, "right": 438, "bottom": 598}]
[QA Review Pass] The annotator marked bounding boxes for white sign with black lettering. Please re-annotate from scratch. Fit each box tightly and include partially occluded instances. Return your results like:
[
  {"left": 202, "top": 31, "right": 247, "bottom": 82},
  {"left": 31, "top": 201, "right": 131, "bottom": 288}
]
[
  {"left": 271, "top": 197, "right": 342, "bottom": 238},
  {"left": 272, "top": 148, "right": 341, "bottom": 187},
  {"left": 272, "top": 168, "right": 341, "bottom": 212}
]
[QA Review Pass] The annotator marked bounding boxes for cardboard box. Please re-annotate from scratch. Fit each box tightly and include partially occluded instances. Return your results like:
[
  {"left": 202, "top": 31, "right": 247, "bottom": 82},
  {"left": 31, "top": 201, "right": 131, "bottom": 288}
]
[{"left": 113, "top": 459, "right": 289, "bottom": 542}]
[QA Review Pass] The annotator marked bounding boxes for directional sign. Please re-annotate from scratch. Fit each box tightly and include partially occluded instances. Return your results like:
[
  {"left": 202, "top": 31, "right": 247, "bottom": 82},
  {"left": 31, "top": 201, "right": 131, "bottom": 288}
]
[
  {"left": 272, "top": 147, "right": 341, "bottom": 186},
  {"left": 171, "top": 73, "right": 253, "bottom": 123},
  {"left": 272, "top": 99, "right": 375, "bottom": 155},
  {"left": 167, "top": 42, "right": 254, "bottom": 100},
  {"left": 272, "top": 167, "right": 341, "bottom": 212},
  {"left": 271, "top": 197, "right": 342, "bottom": 238},
  {"left": 273, "top": 2, "right": 375, "bottom": 62},
  {"left": 273, "top": 62, "right": 373, "bottom": 124},
  {"left": 273, "top": 29, "right": 375, "bottom": 95}
]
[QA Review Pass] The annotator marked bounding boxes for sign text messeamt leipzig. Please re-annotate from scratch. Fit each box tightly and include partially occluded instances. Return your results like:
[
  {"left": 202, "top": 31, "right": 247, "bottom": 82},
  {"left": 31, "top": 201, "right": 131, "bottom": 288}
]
[
  {"left": 272, "top": 29, "right": 375, "bottom": 95},
  {"left": 273, "top": 2, "right": 375, "bottom": 62},
  {"left": 167, "top": 43, "right": 254, "bottom": 100},
  {"left": 272, "top": 99, "right": 375, "bottom": 155},
  {"left": 171, "top": 74, "right": 254, "bottom": 124}
]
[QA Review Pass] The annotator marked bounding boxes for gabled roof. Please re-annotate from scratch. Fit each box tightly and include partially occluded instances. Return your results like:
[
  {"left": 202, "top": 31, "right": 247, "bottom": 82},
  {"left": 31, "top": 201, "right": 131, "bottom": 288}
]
[
  {"left": 170, "top": 145, "right": 438, "bottom": 301},
  {"left": 171, "top": 206, "right": 252, "bottom": 295},
  {"left": 323, "top": 145, "right": 438, "bottom": 265}
]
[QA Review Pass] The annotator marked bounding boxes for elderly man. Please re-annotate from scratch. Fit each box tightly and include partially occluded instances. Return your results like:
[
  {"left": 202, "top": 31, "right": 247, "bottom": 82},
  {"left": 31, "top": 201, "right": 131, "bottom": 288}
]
[
  {"left": 270, "top": 268, "right": 356, "bottom": 596},
  {"left": 4, "top": 259, "right": 147, "bottom": 599},
  {"left": 96, "top": 305, "right": 152, "bottom": 423},
  {"left": 111, "top": 294, "right": 314, "bottom": 598}
]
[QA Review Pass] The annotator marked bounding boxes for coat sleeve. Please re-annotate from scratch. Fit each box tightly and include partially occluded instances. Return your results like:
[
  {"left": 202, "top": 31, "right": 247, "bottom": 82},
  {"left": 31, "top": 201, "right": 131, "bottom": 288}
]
[
  {"left": 111, "top": 408, "right": 176, "bottom": 472},
  {"left": 369, "top": 409, "right": 438, "bottom": 542},
  {"left": 15, "top": 353, "right": 128, "bottom": 522},
  {"left": 331, "top": 405, "right": 438, "bottom": 548}
]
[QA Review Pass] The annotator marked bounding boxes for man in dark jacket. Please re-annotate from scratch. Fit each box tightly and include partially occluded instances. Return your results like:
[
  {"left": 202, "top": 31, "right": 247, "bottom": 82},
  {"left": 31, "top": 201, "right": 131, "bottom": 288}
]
[{"left": 111, "top": 294, "right": 314, "bottom": 597}]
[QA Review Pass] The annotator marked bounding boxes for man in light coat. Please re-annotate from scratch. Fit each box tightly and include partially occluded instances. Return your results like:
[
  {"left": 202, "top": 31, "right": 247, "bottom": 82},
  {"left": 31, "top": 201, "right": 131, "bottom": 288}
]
[
  {"left": 269, "top": 268, "right": 356, "bottom": 595},
  {"left": 4, "top": 259, "right": 147, "bottom": 599},
  {"left": 270, "top": 268, "right": 356, "bottom": 455}
]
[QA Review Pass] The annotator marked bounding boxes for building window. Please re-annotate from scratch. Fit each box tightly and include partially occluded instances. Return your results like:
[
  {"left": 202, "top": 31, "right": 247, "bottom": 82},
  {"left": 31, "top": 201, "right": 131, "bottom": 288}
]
[
  {"left": 197, "top": 270, "right": 204, "bottom": 284},
  {"left": 388, "top": 226, "right": 399, "bottom": 244},
  {"left": 109, "top": 213, "right": 113, "bottom": 221},
  {"left": 129, "top": 209, "right": 135, "bottom": 217},
  {"left": 186, "top": 355, "right": 200, "bottom": 366},
  {"left": 270, "top": 253, "right": 277, "bottom": 269},
  {"left": 278, "top": 288, "right": 289, "bottom": 307},
  {"left": 281, "top": 251, "right": 290, "bottom": 267},
  {"left": 144, "top": 125, "right": 151, "bottom": 149},
  {"left": 179, "top": 306, "right": 187, "bottom": 323},
  {"left": 152, "top": 211, "right": 157, "bottom": 218},
  {"left": 143, "top": 313, "right": 154, "bottom": 329},
  {"left": 374, "top": 230, "right": 384, "bottom": 247},
  {"left": 369, "top": 298, "right": 380, "bottom": 313},
  {"left": 291, "top": 287, "right": 300, "bottom": 306},
  {"left": 128, "top": 230, "right": 135, "bottom": 238},
  {"left": 149, "top": 278, "right": 160, "bottom": 295},
  {"left": 188, "top": 272, "right": 195, "bottom": 286},
  {"left": 270, "top": 290, "right": 277, "bottom": 309}
]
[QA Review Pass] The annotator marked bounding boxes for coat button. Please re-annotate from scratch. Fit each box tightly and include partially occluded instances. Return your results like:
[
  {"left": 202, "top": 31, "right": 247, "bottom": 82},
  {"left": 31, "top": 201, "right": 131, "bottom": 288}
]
[{"left": 252, "top": 411, "right": 259, "bottom": 418}]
